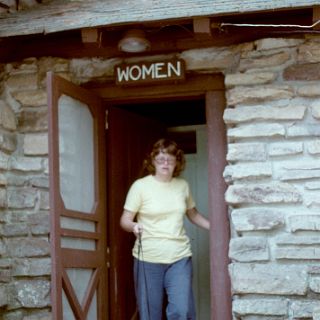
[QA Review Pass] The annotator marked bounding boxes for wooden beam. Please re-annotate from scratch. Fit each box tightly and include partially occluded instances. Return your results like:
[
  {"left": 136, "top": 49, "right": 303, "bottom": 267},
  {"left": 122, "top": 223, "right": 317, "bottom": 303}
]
[{"left": 0, "top": 0, "right": 319, "bottom": 37}]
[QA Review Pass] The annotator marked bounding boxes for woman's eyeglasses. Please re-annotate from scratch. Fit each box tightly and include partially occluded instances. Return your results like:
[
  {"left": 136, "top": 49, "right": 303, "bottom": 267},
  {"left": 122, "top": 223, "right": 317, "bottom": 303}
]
[{"left": 154, "top": 157, "right": 176, "bottom": 165}]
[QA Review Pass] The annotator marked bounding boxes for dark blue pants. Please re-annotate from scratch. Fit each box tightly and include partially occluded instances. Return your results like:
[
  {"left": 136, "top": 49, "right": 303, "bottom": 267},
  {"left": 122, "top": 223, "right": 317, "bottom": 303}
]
[{"left": 134, "top": 257, "right": 196, "bottom": 320}]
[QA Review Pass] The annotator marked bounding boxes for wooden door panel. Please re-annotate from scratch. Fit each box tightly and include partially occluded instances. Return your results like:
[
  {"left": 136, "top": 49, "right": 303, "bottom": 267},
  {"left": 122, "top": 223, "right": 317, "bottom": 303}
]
[
  {"left": 107, "top": 106, "right": 166, "bottom": 319},
  {"left": 47, "top": 72, "right": 108, "bottom": 320}
]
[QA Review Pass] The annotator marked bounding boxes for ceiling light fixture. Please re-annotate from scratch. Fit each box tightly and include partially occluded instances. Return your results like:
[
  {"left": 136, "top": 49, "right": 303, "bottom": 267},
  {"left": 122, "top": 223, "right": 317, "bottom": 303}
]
[{"left": 118, "top": 29, "right": 151, "bottom": 53}]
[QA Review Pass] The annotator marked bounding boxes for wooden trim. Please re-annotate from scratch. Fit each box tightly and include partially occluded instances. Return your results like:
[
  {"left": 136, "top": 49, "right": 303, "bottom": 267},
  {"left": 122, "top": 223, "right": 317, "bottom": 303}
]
[
  {"left": 101, "top": 73, "right": 230, "bottom": 319},
  {"left": 87, "top": 74, "right": 224, "bottom": 103},
  {"left": 206, "top": 91, "right": 231, "bottom": 320}
]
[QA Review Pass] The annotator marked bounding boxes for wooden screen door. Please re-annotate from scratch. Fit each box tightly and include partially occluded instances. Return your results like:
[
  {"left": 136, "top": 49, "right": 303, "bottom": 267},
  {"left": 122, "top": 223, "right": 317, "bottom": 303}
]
[{"left": 47, "top": 72, "right": 108, "bottom": 320}]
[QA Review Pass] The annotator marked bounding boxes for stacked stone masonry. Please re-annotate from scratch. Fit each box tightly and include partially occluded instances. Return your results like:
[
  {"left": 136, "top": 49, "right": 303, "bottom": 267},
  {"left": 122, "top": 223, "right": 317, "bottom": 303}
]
[{"left": 0, "top": 36, "right": 319, "bottom": 319}]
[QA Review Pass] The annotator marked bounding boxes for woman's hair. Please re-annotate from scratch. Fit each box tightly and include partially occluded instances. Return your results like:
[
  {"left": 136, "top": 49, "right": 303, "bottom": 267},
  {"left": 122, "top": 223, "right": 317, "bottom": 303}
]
[{"left": 143, "top": 138, "right": 185, "bottom": 177}]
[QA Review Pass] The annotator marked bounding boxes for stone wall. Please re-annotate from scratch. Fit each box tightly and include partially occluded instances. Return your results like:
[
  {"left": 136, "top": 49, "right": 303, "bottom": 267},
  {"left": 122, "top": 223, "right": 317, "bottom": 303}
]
[
  {"left": 0, "top": 36, "right": 319, "bottom": 319},
  {"left": 223, "top": 37, "right": 320, "bottom": 320}
]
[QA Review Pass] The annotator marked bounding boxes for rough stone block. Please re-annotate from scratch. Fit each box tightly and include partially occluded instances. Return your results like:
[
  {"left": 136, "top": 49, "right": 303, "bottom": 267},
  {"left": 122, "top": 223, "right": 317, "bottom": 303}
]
[
  {"left": 9, "top": 157, "right": 43, "bottom": 172},
  {"left": 7, "top": 188, "right": 38, "bottom": 209},
  {"left": 229, "top": 237, "right": 269, "bottom": 262},
  {"left": 277, "top": 160, "right": 320, "bottom": 181},
  {"left": 0, "top": 269, "right": 11, "bottom": 283},
  {"left": 6, "top": 238, "right": 50, "bottom": 258},
  {"left": 0, "top": 188, "right": 7, "bottom": 208},
  {"left": 305, "top": 192, "right": 320, "bottom": 208},
  {"left": 0, "top": 101, "right": 17, "bottom": 131},
  {"left": 309, "top": 277, "right": 320, "bottom": 293},
  {"left": 231, "top": 207, "right": 285, "bottom": 232},
  {"left": 39, "top": 191, "right": 49, "bottom": 210},
  {"left": 225, "top": 72, "right": 276, "bottom": 87},
  {"left": 311, "top": 100, "right": 320, "bottom": 120},
  {"left": 239, "top": 52, "right": 290, "bottom": 71},
  {"left": 305, "top": 181, "right": 320, "bottom": 190},
  {"left": 13, "top": 279, "right": 50, "bottom": 308},
  {"left": 22, "top": 310, "right": 52, "bottom": 320},
  {"left": 0, "top": 284, "right": 8, "bottom": 307},
  {"left": 12, "top": 258, "right": 51, "bottom": 276},
  {"left": 290, "top": 300, "right": 320, "bottom": 319},
  {"left": 6, "top": 74, "right": 38, "bottom": 92},
  {"left": 1, "top": 223, "right": 29, "bottom": 237},
  {"left": 18, "top": 108, "right": 48, "bottom": 133},
  {"left": 283, "top": 63, "right": 320, "bottom": 81},
  {"left": 0, "top": 151, "right": 10, "bottom": 170},
  {"left": 233, "top": 298, "right": 288, "bottom": 316},
  {"left": 225, "top": 183, "right": 302, "bottom": 205},
  {"left": 23, "top": 133, "right": 48, "bottom": 156},
  {"left": 276, "top": 247, "right": 320, "bottom": 260},
  {"left": 228, "top": 123, "right": 285, "bottom": 139},
  {"left": 224, "top": 105, "right": 306, "bottom": 124},
  {"left": 28, "top": 212, "right": 50, "bottom": 235},
  {"left": 229, "top": 263, "right": 308, "bottom": 295},
  {"left": 0, "top": 131, "right": 17, "bottom": 153},
  {"left": 287, "top": 124, "right": 320, "bottom": 137},
  {"left": 297, "top": 84, "right": 320, "bottom": 97},
  {"left": 227, "top": 143, "right": 266, "bottom": 162},
  {"left": 224, "top": 162, "right": 272, "bottom": 183},
  {"left": 288, "top": 215, "right": 320, "bottom": 232},
  {"left": 227, "top": 85, "right": 294, "bottom": 106},
  {"left": 180, "top": 47, "right": 238, "bottom": 71},
  {"left": 269, "top": 141, "right": 303, "bottom": 157},
  {"left": 70, "top": 57, "right": 120, "bottom": 80},
  {"left": 298, "top": 42, "right": 320, "bottom": 63},
  {"left": 255, "top": 38, "right": 303, "bottom": 50},
  {"left": 7, "top": 58, "right": 38, "bottom": 75},
  {"left": 12, "top": 90, "right": 47, "bottom": 108}
]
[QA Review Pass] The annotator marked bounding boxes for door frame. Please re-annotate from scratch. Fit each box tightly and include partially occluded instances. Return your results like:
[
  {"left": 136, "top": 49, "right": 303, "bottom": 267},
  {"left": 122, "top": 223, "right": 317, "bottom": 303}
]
[{"left": 85, "top": 73, "right": 232, "bottom": 320}]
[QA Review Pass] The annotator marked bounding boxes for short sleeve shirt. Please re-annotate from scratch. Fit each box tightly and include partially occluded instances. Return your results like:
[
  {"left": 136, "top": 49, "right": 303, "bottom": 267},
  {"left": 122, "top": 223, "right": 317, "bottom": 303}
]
[{"left": 124, "top": 174, "right": 195, "bottom": 263}]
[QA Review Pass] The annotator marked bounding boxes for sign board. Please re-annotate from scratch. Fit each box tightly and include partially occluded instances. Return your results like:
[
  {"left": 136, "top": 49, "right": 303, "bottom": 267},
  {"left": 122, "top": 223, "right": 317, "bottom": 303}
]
[{"left": 115, "top": 59, "right": 185, "bottom": 86}]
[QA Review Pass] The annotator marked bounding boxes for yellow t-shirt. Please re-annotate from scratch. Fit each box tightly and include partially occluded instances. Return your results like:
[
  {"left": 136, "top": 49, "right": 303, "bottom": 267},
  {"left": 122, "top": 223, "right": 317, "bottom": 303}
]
[{"left": 124, "top": 174, "right": 196, "bottom": 264}]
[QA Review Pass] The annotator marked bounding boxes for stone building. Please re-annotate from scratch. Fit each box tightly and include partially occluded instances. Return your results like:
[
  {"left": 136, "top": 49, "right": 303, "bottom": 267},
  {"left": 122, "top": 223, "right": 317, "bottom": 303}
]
[{"left": 0, "top": 1, "right": 320, "bottom": 319}]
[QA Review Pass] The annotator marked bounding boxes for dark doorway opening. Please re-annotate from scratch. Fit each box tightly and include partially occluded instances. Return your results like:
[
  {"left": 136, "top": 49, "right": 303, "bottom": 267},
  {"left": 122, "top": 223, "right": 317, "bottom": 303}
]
[
  {"left": 116, "top": 98, "right": 205, "bottom": 154},
  {"left": 117, "top": 98, "right": 206, "bottom": 126}
]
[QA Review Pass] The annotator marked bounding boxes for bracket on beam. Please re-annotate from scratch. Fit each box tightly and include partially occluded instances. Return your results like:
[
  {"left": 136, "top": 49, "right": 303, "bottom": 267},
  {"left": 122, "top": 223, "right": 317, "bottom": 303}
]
[
  {"left": 313, "top": 6, "right": 320, "bottom": 30},
  {"left": 193, "top": 18, "right": 212, "bottom": 37},
  {"left": 81, "top": 28, "right": 101, "bottom": 44}
]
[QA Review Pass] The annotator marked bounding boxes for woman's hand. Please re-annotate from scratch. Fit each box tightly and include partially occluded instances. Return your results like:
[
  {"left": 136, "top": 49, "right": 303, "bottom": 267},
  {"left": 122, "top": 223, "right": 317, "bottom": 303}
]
[
  {"left": 120, "top": 209, "right": 143, "bottom": 237},
  {"left": 132, "top": 223, "right": 143, "bottom": 238},
  {"left": 186, "top": 207, "right": 210, "bottom": 230}
]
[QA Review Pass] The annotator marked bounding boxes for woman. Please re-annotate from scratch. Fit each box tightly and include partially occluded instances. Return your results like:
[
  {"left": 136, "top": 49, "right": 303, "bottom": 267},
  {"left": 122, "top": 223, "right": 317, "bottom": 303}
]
[{"left": 120, "top": 138, "right": 210, "bottom": 320}]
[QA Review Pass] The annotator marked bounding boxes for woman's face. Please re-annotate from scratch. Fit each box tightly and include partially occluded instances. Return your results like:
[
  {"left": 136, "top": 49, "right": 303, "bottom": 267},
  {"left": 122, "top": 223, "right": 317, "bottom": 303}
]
[{"left": 153, "top": 151, "right": 176, "bottom": 178}]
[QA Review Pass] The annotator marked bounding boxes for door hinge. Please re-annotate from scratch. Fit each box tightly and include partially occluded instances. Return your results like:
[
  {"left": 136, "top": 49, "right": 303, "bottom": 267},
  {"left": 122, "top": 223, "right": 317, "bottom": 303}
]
[
  {"left": 105, "top": 109, "right": 109, "bottom": 130},
  {"left": 106, "top": 246, "right": 110, "bottom": 268}
]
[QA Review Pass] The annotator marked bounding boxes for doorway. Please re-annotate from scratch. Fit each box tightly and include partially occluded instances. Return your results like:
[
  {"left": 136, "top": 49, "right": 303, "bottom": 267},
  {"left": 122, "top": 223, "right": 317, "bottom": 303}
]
[
  {"left": 48, "top": 72, "right": 231, "bottom": 320},
  {"left": 107, "top": 98, "right": 210, "bottom": 319}
]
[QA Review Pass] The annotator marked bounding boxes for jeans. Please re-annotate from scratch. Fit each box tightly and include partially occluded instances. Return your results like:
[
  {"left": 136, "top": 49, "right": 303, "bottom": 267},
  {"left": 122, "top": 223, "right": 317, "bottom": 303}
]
[{"left": 134, "top": 257, "right": 196, "bottom": 320}]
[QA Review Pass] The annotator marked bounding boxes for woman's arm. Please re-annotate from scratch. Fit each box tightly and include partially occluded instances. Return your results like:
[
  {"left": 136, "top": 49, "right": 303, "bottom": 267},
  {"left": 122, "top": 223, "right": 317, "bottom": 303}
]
[
  {"left": 186, "top": 207, "right": 210, "bottom": 230},
  {"left": 120, "top": 209, "right": 143, "bottom": 237}
]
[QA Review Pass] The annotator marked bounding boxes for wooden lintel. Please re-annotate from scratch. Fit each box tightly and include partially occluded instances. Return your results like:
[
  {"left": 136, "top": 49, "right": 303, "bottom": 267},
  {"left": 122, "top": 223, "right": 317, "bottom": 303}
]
[
  {"left": 313, "top": 6, "right": 320, "bottom": 29},
  {"left": 193, "top": 18, "right": 211, "bottom": 35},
  {"left": 81, "top": 28, "right": 100, "bottom": 44}
]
